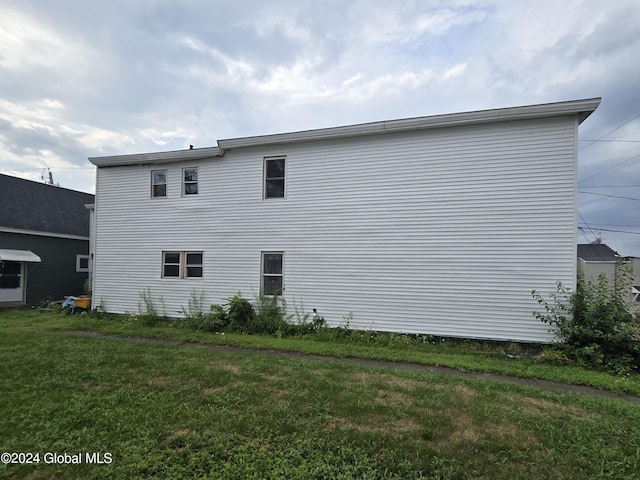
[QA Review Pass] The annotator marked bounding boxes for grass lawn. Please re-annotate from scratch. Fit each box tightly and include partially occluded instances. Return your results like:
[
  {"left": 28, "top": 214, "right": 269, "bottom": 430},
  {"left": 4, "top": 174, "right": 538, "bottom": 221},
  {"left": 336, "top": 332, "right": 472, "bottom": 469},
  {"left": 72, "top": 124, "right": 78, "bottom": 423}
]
[{"left": 1, "top": 310, "right": 640, "bottom": 479}]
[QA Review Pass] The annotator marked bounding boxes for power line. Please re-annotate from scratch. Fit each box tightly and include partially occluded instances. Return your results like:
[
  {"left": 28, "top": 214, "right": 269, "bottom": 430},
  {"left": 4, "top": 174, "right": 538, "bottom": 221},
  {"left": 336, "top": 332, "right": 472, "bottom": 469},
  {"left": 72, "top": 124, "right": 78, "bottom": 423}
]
[
  {"left": 0, "top": 166, "right": 94, "bottom": 171},
  {"left": 579, "top": 223, "right": 640, "bottom": 228},
  {"left": 579, "top": 139, "right": 640, "bottom": 143},
  {"left": 578, "top": 152, "right": 640, "bottom": 184},
  {"left": 578, "top": 191, "right": 640, "bottom": 202},
  {"left": 580, "top": 185, "right": 640, "bottom": 188},
  {"left": 578, "top": 227, "right": 640, "bottom": 236},
  {"left": 579, "top": 111, "right": 640, "bottom": 152},
  {"left": 577, "top": 210, "right": 598, "bottom": 242}
]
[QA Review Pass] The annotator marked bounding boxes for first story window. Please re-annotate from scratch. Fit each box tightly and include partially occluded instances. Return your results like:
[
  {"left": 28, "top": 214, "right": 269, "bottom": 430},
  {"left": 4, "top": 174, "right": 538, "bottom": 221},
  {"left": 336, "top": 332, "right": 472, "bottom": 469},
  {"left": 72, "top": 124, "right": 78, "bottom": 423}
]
[
  {"left": 151, "top": 170, "right": 167, "bottom": 197},
  {"left": 0, "top": 261, "right": 21, "bottom": 289},
  {"left": 185, "top": 252, "right": 203, "bottom": 278},
  {"left": 76, "top": 255, "right": 90, "bottom": 272},
  {"left": 264, "top": 157, "right": 285, "bottom": 199},
  {"left": 162, "top": 251, "right": 203, "bottom": 278},
  {"left": 183, "top": 168, "right": 198, "bottom": 195},
  {"left": 261, "top": 252, "right": 283, "bottom": 296}
]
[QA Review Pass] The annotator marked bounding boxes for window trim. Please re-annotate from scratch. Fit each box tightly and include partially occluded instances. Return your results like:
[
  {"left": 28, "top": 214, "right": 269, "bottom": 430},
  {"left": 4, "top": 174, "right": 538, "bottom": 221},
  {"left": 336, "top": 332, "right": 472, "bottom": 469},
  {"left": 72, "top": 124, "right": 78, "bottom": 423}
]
[
  {"left": 185, "top": 252, "right": 203, "bottom": 278},
  {"left": 76, "top": 255, "right": 90, "bottom": 273},
  {"left": 162, "top": 251, "right": 182, "bottom": 278},
  {"left": 263, "top": 156, "right": 286, "bottom": 200},
  {"left": 151, "top": 169, "right": 167, "bottom": 198},
  {"left": 260, "top": 251, "right": 284, "bottom": 297},
  {"left": 182, "top": 167, "right": 199, "bottom": 196},
  {"left": 162, "top": 251, "right": 203, "bottom": 279},
  {"left": 0, "top": 261, "right": 22, "bottom": 289}
]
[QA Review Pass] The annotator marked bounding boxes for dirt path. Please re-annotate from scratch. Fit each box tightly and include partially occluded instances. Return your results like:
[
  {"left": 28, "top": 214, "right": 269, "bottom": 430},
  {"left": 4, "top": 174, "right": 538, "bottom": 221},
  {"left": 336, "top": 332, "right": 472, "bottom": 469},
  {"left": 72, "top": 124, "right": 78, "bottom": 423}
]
[{"left": 64, "top": 330, "right": 640, "bottom": 404}]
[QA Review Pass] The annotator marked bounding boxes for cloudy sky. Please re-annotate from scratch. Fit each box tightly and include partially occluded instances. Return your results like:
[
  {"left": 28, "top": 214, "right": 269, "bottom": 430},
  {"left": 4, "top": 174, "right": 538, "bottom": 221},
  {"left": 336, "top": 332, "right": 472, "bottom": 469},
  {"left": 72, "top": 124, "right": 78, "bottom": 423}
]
[{"left": 1, "top": 0, "right": 639, "bottom": 254}]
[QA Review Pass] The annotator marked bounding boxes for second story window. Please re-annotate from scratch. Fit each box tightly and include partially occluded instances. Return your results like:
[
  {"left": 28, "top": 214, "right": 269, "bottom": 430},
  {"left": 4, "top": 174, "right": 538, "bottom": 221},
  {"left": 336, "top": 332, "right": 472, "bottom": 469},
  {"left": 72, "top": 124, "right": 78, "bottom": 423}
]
[
  {"left": 151, "top": 170, "right": 167, "bottom": 198},
  {"left": 264, "top": 157, "right": 285, "bottom": 199},
  {"left": 183, "top": 168, "right": 198, "bottom": 195}
]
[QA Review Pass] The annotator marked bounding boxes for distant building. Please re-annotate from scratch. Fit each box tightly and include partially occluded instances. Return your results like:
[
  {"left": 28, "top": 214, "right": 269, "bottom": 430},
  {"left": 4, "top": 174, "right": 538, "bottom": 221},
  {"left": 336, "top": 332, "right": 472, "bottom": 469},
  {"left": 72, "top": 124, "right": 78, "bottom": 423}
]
[
  {"left": 577, "top": 243, "right": 620, "bottom": 285},
  {"left": 0, "top": 174, "right": 94, "bottom": 306},
  {"left": 577, "top": 243, "right": 640, "bottom": 310}
]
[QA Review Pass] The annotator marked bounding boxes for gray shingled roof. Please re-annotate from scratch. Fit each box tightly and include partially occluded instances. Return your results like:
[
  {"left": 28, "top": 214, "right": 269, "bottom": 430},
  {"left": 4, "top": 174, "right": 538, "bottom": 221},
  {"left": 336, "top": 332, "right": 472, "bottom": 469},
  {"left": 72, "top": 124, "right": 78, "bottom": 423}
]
[
  {"left": 577, "top": 243, "right": 620, "bottom": 262},
  {"left": 0, "top": 174, "right": 94, "bottom": 238}
]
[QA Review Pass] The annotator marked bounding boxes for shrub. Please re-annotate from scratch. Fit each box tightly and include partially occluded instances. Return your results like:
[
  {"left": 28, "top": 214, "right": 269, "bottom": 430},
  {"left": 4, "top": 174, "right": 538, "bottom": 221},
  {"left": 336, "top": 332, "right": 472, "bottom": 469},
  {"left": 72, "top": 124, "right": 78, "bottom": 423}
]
[
  {"left": 253, "top": 294, "right": 288, "bottom": 335},
  {"left": 226, "top": 292, "right": 256, "bottom": 333},
  {"left": 532, "top": 265, "right": 640, "bottom": 374}
]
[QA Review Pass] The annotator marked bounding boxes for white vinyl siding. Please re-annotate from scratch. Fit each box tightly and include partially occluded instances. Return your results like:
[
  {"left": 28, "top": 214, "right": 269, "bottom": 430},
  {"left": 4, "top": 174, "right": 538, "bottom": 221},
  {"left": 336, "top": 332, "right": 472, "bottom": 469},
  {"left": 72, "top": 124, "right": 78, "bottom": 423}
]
[{"left": 93, "top": 115, "right": 580, "bottom": 341}]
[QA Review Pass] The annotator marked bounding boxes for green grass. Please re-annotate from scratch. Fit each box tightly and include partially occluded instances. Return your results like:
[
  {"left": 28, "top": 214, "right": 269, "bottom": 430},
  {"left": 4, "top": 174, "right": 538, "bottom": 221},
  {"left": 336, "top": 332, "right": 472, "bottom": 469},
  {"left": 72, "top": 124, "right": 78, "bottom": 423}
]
[
  {"left": 1, "top": 309, "right": 640, "bottom": 479},
  {"left": 31, "top": 309, "right": 640, "bottom": 395}
]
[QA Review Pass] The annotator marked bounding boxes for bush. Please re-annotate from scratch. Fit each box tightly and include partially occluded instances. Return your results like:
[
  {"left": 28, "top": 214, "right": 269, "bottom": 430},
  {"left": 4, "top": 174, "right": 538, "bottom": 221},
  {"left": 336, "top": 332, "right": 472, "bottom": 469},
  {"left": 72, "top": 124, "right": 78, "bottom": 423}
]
[
  {"left": 226, "top": 292, "right": 256, "bottom": 333},
  {"left": 253, "top": 294, "right": 289, "bottom": 335},
  {"left": 532, "top": 265, "right": 640, "bottom": 374}
]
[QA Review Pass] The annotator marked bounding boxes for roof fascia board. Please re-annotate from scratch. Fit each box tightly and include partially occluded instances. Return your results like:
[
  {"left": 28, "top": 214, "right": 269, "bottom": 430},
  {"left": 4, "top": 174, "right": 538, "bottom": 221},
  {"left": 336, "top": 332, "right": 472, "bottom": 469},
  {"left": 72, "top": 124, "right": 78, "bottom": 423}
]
[
  {"left": 89, "top": 147, "right": 223, "bottom": 167},
  {"left": 219, "top": 98, "right": 601, "bottom": 149}
]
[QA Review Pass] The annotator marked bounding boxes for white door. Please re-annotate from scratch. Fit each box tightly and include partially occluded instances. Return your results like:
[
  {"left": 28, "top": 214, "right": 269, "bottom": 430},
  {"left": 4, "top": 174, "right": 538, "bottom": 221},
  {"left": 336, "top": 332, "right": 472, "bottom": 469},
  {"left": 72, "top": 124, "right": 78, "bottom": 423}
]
[{"left": 0, "top": 261, "right": 24, "bottom": 303}]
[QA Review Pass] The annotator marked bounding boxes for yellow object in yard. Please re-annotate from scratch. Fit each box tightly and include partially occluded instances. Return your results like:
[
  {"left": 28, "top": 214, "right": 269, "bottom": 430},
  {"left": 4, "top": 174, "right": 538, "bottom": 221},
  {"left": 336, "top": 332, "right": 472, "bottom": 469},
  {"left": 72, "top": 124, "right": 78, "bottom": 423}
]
[{"left": 74, "top": 297, "right": 91, "bottom": 309}]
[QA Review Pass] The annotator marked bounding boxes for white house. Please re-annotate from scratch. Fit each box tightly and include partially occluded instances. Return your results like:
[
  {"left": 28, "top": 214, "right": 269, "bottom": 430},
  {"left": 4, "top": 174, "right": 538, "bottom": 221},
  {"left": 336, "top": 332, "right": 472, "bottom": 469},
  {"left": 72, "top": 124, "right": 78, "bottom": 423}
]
[{"left": 89, "top": 98, "right": 600, "bottom": 342}]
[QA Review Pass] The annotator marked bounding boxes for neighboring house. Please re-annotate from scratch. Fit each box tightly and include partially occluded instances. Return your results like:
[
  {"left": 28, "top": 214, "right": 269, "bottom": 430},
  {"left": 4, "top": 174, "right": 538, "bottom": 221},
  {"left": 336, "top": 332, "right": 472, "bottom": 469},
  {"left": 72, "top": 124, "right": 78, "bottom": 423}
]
[
  {"left": 89, "top": 98, "right": 600, "bottom": 342},
  {"left": 577, "top": 243, "right": 640, "bottom": 310},
  {"left": 0, "top": 174, "right": 94, "bottom": 306},
  {"left": 577, "top": 243, "right": 620, "bottom": 285}
]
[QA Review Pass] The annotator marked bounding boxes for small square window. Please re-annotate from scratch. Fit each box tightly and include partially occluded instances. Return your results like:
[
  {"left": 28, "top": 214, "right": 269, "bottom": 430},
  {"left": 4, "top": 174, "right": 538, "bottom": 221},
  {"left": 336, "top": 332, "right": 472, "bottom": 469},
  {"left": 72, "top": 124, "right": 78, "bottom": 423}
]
[
  {"left": 264, "top": 157, "right": 285, "bottom": 199},
  {"left": 76, "top": 255, "right": 90, "bottom": 272},
  {"left": 183, "top": 168, "right": 198, "bottom": 195},
  {"left": 152, "top": 170, "right": 167, "bottom": 198}
]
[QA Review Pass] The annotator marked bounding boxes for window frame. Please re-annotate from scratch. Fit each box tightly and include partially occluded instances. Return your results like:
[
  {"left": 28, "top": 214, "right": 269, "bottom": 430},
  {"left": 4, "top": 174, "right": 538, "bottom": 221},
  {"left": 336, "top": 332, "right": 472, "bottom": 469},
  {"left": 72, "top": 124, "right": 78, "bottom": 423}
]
[
  {"left": 151, "top": 169, "right": 168, "bottom": 198},
  {"left": 76, "top": 255, "right": 90, "bottom": 273},
  {"left": 162, "top": 251, "right": 203, "bottom": 279},
  {"left": 0, "top": 261, "right": 22, "bottom": 289},
  {"left": 162, "top": 251, "right": 182, "bottom": 278},
  {"left": 185, "top": 252, "right": 203, "bottom": 278},
  {"left": 263, "top": 156, "right": 286, "bottom": 199},
  {"left": 182, "top": 167, "right": 199, "bottom": 196},
  {"left": 260, "top": 251, "right": 284, "bottom": 297}
]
